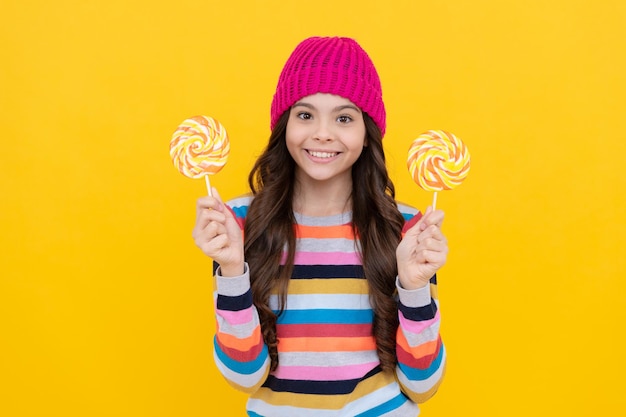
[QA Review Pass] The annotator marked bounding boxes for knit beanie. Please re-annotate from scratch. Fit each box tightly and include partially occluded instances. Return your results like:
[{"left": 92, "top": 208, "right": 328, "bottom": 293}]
[{"left": 270, "top": 36, "right": 386, "bottom": 136}]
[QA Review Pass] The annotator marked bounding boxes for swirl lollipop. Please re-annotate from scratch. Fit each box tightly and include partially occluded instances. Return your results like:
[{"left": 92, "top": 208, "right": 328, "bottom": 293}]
[
  {"left": 170, "top": 115, "right": 230, "bottom": 196},
  {"left": 407, "top": 130, "right": 470, "bottom": 208}
]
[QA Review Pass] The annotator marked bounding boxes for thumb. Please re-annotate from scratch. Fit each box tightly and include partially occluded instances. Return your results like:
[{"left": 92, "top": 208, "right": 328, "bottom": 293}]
[
  {"left": 211, "top": 187, "right": 237, "bottom": 221},
  {"left": 210, "top": 187, "right": 228, "bottom": 212},
  {"left": 404, "top": 205, "right": 434, "bottom": 237},
  {"left": 211, "top": 187, "right": 224, "bottom": 203},
  {"left": 403, "top": 212, "right": 424, "bottom": 238}
]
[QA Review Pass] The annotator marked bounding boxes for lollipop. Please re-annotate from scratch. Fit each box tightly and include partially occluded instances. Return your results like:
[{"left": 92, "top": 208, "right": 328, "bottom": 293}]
[
  {"left": 407, "top": 130, "right": 470, "bottom": 208},
  {"left": 170, "top": 115, "right": 230, "bottom": 196}
]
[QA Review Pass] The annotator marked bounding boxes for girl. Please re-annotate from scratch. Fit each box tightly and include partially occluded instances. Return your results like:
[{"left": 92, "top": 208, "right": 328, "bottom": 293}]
[{"left": 192, "top": 36, "right": 447, "bottom": 416}]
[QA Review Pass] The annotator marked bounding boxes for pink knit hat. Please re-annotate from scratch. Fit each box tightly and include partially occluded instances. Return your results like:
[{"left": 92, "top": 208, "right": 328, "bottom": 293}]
[{"left": 270, "top": 36, "right": 386, "bottom": 136}]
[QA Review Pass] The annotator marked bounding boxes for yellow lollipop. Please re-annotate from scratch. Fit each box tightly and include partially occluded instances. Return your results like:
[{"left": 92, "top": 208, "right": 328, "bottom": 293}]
[
  {"left": 170, "top": 115, "right": 230, "bottom": 196},
  {"left": 407, "top": 130, "right": 470, "bottom": 208}
]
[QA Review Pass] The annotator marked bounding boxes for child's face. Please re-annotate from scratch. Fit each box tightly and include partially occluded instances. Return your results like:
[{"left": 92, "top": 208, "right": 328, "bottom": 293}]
[{"left": 286, "top": 93, "right": 367, "bottom": 185}]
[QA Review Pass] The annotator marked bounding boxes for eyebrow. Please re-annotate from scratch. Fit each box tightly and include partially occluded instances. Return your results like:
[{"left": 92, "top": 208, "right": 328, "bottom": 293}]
[{"left": 292, "top": 101, "right": 362, "bottom": 113}]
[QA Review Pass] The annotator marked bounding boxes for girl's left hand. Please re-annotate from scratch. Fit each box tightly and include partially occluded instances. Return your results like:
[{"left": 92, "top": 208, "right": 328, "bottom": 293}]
[{"left": 396, "top": 206, "right": 448, "bottom": 290}]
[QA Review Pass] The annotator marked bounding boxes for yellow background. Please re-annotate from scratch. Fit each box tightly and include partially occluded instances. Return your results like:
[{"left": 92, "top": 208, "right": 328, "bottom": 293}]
[{"left": 2, "top": 0, "right": 625, "bottom": 415}]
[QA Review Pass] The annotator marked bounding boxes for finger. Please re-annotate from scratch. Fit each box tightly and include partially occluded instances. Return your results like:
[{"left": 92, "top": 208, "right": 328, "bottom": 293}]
[
  {"left": 200, "top": 215, "right": 229, "bottom": 239},
  {"left": 415, "top": 224, "right": 448, "bottom": 254},
  {"left": 421, "top": 209, "right": 445, "bottom": 229},
  {"left": 193, "top": 211, "right": 230, "bottom": 247},
  {"left": 404, "top": 211, "right": 429, "bottom": 238},
  {"left": 195, "top": 198, "right": 220, "bottom": 231},
  {"left": 200, "top": 231, "right": 229, "bottom": 250},
  {"left": 414, "top": 247, "right": 447, "bottom": 268},
  {"left": 211, "top": 187, "right": 229, "bottom": 208},
  {"left": 196, "top": 223, "right": 231, "bottom": 254},
  {"left": 193, "top": 211, "right": 210, "bottom": 236},
  {"left": 211, "top": 188, "right": 240, "bottom": 224},
  {"left": 418, "top": 224, "right": 446, "bottom": 242},
  {"left": 417, "top": 236, "right": 448, "bottom": 254},
  {"left": 196, "top": 195, "right": 222, "bottom": 211},
  {"left": 208, "top": 221, "right": 229, "bottom": 238},
  {"left": 194, "top": 205, "right": 227, "bottom": 232},
  {"left": 422, "top": 250, "right": 447, "bottom": 268},
  {"left": 210, "top": 234, "right": 240, "bottom": 260}
]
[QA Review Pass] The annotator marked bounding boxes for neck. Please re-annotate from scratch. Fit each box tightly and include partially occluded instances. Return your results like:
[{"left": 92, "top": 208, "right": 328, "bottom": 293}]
[{"left": 292, "top": 176, "right": 353, "bottom": 217}]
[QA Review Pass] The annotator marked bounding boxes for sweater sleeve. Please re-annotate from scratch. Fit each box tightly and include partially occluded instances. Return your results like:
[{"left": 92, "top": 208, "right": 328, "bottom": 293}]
[
  {"left": 213, "top": 263, "right": 270, "bottom": 393},
  {"left": 394, "top": 275, "right": 446, "bottom": 403}
]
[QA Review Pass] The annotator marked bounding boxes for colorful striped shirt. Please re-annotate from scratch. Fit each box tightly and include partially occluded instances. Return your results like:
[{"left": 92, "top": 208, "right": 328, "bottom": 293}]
[{"left": 213, "top": 195, "right": 446, "bottom": 416}]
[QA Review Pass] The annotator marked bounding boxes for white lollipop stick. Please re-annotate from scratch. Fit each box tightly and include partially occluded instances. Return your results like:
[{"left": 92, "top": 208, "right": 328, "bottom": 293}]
[
  {"left": 205, "top": 175, "right": 212, "bottom": 197},
  {"left": 432, "top": 191, "right": 438, "bottom": 210}
]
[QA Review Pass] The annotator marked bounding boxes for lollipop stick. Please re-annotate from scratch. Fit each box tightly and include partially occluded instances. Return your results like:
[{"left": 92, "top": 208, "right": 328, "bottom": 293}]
[
  {"left": 432, "top": 191, "right": 438, "bottom": 210},
  {"left": 205, "top": 174, "right": 212, "bottom": 197}
]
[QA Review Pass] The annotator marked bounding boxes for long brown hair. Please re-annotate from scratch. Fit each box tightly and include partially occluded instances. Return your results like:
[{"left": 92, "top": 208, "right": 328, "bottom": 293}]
[{"left": 244, "top": 111, "right": 405, "bottom": 372}]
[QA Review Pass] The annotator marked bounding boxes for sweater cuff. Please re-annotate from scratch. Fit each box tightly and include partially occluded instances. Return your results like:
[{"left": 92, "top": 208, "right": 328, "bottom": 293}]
[
  {"left": 396, "top": 277, "right": 432, "bottom": 308},
  {"left": 215, "top": 262, "right": 250, "bottom": 297}
]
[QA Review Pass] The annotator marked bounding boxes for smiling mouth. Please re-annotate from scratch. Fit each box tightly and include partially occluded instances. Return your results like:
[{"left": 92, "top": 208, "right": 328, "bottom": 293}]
[{"left": 307, "top": 150, "right": 339, "bottom": 158}]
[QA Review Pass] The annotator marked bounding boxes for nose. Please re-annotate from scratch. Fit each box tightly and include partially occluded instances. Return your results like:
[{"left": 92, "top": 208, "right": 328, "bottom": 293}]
[{"left": 313, "top": 119, "right": 334, "bottom": 142}]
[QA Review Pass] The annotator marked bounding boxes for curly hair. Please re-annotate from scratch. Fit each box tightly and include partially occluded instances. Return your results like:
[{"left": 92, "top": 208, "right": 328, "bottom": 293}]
[{"left": 243, "top": 111, "right": 405, "bottom": 372}]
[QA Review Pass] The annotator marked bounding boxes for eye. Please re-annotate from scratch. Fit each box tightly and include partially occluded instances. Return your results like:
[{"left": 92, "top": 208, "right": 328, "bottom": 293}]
[
  {"left": 337, "top": 115, "right": 353, "bottom": 124},
  {"left": 297, "top": 112, "right": 312, "bottom": 120}
]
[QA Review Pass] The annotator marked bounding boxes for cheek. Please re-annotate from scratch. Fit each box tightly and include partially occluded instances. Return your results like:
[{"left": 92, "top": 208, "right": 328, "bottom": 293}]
[
  {"left": 350, "top": 129, "right": 368, "bottom": 150},
  {"left": 284, "top": 128, "right": 300, "bottom": 159},
  {"left": 285, "top": 121, "right": 308, "bottom": 147}
]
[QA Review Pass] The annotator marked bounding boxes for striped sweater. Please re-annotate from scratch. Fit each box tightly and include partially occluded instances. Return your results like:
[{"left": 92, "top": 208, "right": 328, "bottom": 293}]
[{"left": 213, "top": 195, "right": 446, "bottom": 416}]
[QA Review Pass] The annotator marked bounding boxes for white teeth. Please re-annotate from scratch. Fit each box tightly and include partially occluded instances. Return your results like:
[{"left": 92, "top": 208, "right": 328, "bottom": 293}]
[{"left": 309, "top": 151, "right": 337, "bottom": 158}]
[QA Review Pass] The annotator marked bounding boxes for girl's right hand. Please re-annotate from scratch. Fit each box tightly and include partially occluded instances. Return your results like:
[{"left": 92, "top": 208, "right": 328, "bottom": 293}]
[{"left": 192, "top": 188, "right": 244, "bottom": 277}]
